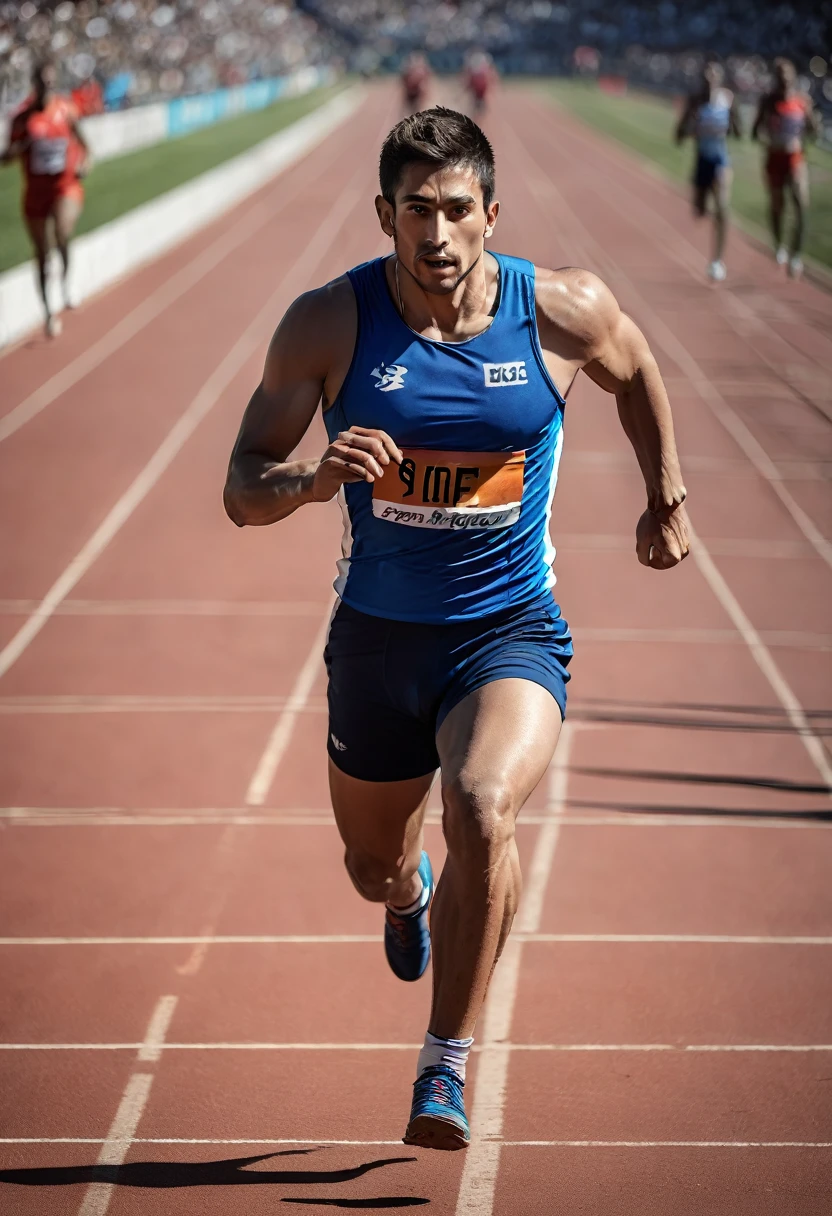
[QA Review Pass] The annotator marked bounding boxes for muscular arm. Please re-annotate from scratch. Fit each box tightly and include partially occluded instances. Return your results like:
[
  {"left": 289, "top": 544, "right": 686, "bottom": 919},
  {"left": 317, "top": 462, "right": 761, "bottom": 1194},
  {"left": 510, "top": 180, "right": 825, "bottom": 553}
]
[
  {"left": 538, "top": 269, "right": 689, "bottom": 569},
  {"left": 223, "top": 279, "right": 401, "bottom": 527}
]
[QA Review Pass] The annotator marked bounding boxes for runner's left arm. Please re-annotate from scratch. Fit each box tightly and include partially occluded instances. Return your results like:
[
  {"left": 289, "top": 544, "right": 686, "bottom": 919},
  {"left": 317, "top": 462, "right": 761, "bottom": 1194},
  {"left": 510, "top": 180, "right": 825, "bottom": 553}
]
[
  {"left": 546, "top": 270, "right": 689, "bottom": 570},
  {"left": 69, "top": 112, "right": 91, "bottom": 173},
  {"left": 804, "top": 96, "right": 822, "bottom": 140}
]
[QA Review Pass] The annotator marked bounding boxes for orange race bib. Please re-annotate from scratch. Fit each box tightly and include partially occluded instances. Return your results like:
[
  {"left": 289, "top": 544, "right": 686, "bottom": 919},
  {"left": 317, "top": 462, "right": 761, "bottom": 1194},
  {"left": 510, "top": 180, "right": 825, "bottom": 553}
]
[{"left": 373, "top": 448, "right": 525, "bottom": 531}]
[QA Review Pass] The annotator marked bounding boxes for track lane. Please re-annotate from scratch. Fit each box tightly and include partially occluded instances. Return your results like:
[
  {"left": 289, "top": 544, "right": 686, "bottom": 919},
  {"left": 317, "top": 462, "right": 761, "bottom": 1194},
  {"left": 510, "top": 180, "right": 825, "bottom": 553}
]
[{"left": 0, "top": 82, "right": 830, "bottom": 1215}]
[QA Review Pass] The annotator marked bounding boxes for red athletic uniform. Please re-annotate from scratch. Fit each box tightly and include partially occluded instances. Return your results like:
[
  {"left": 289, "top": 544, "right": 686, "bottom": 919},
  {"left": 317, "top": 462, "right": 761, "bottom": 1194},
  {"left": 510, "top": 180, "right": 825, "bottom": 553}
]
[
  {"left": 763, "top": 95, "right": 809, "bottom": 187},
  {"left": 467, "top": 66, "right": 492, "bottom": 102},
  {"left": 402, "top": 63, "right": 429, "bottom": 109},
  {"left": 11, "top": 95, "right": 84, "bottom": 220}
]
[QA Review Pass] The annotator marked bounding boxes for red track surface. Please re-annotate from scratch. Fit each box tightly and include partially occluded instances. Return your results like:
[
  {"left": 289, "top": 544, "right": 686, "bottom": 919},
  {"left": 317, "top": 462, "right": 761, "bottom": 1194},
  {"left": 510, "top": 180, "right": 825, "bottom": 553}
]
[{"left": 1, "top": 83, "right": 831, "bottom": 1214}]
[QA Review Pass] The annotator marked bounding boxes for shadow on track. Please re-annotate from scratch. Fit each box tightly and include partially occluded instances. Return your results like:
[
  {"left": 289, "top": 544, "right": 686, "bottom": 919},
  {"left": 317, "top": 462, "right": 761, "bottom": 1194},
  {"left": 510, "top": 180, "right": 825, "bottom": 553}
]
[
  {"left": 0, "top": 1150, "right": 423, "bottom": 1197},
  {"left": 283, "top": 1200, "right": 429, "bottom": 1208},
  {"left": 569, "top": 798, "right": 832, "bottom": 822},
  {"left": 571, "top": 698, "right": 832, "bottom": 738}
]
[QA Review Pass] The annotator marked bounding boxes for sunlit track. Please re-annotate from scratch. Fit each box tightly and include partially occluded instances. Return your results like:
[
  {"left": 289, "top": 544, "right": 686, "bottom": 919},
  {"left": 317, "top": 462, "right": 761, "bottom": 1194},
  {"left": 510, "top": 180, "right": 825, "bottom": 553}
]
[{"left": 0, "top": 82, "right": 830, "bottom": 1216}]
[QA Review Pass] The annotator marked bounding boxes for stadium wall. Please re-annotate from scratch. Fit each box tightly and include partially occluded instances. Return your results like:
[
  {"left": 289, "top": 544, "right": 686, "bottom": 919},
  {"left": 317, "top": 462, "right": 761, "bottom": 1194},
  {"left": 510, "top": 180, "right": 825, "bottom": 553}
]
[{"left": 0, "top": 84, "right": 360, "bottom": 350}]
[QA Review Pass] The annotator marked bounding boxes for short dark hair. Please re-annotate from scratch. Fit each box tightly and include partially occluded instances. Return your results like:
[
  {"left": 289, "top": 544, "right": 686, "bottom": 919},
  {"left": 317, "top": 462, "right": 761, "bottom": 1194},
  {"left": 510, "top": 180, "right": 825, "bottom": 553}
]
[{"left": 379, "top": 106, "right": 495, "bottom": 209}]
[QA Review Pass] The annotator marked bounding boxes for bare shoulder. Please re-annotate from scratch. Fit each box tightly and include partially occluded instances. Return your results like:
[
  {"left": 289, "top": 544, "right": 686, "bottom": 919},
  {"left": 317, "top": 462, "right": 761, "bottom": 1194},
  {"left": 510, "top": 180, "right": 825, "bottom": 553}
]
[
  {"left": 534, "top": 266, "right": 621, "bottom": 358},
  {"left": 280, "top": 273, "right": 356, "bottom": 338},
  {"left": 265, "top": 273, "right": 357, "bottom": 384}
]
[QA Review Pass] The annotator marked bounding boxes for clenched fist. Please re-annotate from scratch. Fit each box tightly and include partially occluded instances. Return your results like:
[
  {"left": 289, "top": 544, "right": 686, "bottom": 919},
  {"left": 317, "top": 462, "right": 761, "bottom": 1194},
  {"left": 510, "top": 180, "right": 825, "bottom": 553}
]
[
  {"left": 312, "top": 426, "right": 403, "bottom": 502},
  {"left": 636, "top": 504, "right": 690, "bottom": 569}
]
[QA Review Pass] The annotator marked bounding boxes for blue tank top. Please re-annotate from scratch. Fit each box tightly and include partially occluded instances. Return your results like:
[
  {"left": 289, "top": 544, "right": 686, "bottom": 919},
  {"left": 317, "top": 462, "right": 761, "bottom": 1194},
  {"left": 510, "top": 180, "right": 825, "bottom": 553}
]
[
  {"left": 694, "top": 89, "right": 732, "bottom": 159},
  {"left": 324, "top": 253, "right": 565, "bottom": 623}
]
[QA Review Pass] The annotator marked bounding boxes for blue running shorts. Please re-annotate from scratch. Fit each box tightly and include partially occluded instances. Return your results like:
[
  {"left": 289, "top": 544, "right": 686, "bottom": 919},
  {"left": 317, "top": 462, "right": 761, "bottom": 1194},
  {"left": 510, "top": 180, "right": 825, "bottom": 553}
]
[
  {"left": 694, "top": 150, "right": 729, "bottom": 190},
  {"left": 324, "top": 595, "right": 573, "bottom": 782}
]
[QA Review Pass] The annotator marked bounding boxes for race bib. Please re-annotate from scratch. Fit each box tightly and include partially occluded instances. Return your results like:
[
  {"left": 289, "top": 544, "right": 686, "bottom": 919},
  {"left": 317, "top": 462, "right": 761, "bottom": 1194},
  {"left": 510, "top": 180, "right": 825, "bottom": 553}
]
[
  {"left": 373, "top": 448, "right": 525, "bottom": 531},
  {"left": 30, "top": 137, "right": 68, "bottom": 175}
]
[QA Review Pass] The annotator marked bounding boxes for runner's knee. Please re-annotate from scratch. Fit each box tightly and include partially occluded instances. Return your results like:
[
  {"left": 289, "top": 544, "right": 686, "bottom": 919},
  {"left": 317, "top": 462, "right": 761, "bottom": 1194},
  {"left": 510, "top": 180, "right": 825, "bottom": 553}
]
[
  {"left": 441, "top": 776, "right": 516, "bottom": 868},
  {"left": 344, "top": 846, "right": 417, "bottom": 902}
]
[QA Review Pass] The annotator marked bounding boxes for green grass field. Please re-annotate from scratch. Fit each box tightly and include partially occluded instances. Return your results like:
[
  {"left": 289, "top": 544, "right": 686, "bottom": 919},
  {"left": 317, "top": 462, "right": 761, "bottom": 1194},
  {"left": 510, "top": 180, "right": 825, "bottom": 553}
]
[
  {"left": 540, "top": 79, "right": 832, "bottom": 270},
  {"left": 0, "top": 84, "right": 344, "bottom": 274}
]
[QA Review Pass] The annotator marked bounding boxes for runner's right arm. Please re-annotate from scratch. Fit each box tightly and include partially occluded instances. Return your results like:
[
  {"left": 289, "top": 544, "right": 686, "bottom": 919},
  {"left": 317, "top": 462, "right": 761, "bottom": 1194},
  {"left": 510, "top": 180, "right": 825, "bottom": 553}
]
[
  {"left": 0, "top": 114, "right": 27, "bottom": 164},
  {"left": 224, "top": 283, "right": 401, "bottom": 527}
]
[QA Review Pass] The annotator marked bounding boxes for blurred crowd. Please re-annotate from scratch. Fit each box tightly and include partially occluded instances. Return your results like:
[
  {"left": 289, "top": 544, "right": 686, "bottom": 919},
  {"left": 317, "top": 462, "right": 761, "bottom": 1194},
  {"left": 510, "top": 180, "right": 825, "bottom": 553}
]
[
  {"left": 0, "top": 0, "right": 339, "bottom": 112},
  {"left": 2, "top": 0, "right": 830, "bottom": 114},
  {"left": 302, "top": 0, "right": 829, "bottom": 70}
]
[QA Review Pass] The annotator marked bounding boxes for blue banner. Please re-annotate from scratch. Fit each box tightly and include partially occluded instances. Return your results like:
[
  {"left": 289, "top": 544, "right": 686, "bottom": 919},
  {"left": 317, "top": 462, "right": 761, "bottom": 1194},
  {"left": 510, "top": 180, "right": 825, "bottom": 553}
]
[{"left": 165, "top": 74, "right": 313, "bottom": 139}]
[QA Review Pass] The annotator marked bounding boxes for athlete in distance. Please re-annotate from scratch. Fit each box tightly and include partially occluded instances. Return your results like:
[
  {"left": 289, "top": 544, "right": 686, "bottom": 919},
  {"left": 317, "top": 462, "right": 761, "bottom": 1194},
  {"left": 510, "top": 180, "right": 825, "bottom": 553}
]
[
  {"left": 676, "top": 57, "right": 742, "bottom": 282},
  {"left": 1, "top": 61, "right": 89, "bottom": 337},
  {"left": 752, "top": 57, "right": 820, "bottom": 279},
  {"left": 224, "top": 107, "right": 689, "bottom": 1150}
]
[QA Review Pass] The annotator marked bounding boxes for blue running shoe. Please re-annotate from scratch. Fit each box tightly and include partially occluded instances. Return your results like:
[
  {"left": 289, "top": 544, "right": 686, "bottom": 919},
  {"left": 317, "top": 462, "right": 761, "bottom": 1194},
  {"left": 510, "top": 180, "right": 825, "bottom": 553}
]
[
  {"left": 384, "top": 851, "right": 433, "bottom": 982},
  {"left": 403, "top": 1064, "right": 470, "bottom": 1150}
]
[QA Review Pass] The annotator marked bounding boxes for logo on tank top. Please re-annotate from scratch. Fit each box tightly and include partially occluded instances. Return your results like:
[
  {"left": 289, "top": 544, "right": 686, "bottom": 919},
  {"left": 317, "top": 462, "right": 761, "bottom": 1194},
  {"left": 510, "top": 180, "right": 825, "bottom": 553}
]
[
  {"left": 371, "top": 363, "right": 408, "bottom": 392},
  {"left": 372, "top": 447, "right": 525, "bottom": 531},
  {"left": 483, "top": 361, "right": 528, "bottom": 387}
]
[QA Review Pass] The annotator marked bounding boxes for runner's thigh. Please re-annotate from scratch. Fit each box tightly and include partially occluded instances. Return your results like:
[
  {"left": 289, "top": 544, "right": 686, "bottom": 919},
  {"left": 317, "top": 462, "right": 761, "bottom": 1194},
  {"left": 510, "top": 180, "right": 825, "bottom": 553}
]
[
  {"left": 437, "top": 678, "right": 562, "bottom": 810},
  {"left": 329, "top": 760, "right": 434, "bottom": 862},
  {"left": 54, "top": 193, "right": 82, "bottom": 242}
]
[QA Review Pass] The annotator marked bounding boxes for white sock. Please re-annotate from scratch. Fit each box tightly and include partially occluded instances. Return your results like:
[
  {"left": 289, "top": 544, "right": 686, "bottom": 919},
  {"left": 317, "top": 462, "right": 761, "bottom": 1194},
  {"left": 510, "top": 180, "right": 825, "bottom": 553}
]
[
  {"left": 387, "top": 874, "right": 427, "bottom": 917},
  {"left": 417, "top": 1031, "right": 474, "bottom": 1082}
]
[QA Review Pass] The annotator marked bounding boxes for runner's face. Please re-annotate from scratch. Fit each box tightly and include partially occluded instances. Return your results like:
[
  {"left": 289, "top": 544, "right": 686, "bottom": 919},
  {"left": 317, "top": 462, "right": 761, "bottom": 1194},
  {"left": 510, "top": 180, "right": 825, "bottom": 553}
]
[{"left": 377, "top": 163, "right": 499, "bottom": 295}]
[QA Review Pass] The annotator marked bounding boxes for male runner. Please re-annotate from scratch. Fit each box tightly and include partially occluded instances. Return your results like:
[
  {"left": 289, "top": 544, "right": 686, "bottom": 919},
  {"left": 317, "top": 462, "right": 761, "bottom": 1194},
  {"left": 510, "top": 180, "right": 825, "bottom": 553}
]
[
  {"left": 224, "top": 106, "right": 689, "bottom": 1150},
  {"left": 463, "top": 51, "right": 497, "bottom": 117},
  {"left": 752, "top": 57, "right": 820, "bottom": 278},
  {"left": 676, "top": 58, "right": 741, "bottom": 282},
  {"left": 1, "top": 61, "right": 89, "bottom": 336},
  {"left": 401, "top": 53, "right": 431, "bottom": 115}
]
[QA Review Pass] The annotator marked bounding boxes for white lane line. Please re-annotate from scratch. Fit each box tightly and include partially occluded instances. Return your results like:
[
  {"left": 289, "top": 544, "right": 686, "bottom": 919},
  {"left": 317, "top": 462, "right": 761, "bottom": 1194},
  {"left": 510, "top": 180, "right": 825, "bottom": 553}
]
[
  {"left": 3, "top": 933, "right": 832, "bottom": 946},
  {"left": 0, "top": 695, "right": 327, "bottom": 714},
  {"left": 527, "top": 934, "right": 832, "bottom": 944},
  {"left": 503, "top": 125, "right": 832, "bottom": 794},
  {"left": 2, "top": 1041, "right": 830, "bottom": 1052},
  {"left": 75, "top": 1073, "right": 153, "bottom": 1216},
  {"left": 0, "top": 935, "right": 384, "bottom": 945},
  {"left": 545, "top": 108, "right": 832, "bottom": 415},
  {"left": 0, "top": 173, "right": 368, "bottom": 682},
  {"left": 3, "top": 1137, "right": 830, "bottom": 1148},
  {"left": 517, "top": 120, "right": 832, "bottom": 571},
  {"left": 0, "top": 95, "right": 363, "bottom": 444},
  {"left": 455, "top": 722, "right": 575, "bottom": 1216},
  {"left": 687, "top": 520, "right": 832, "bottom": 794},
  {"left": 245, "top": 598, "right": 336, "bottom": 805},
  {"left": 3, "top": 810, "right": 830, "bottom": 829},
  {"left": 0, "top": 598, "right": 327, "bottom": 616},
  {"left": 136, "top": 995, "right": 178, "bottom": 1063},
  {"left": 502, "top": 1141, "right": 832, "bottom": 1149}
]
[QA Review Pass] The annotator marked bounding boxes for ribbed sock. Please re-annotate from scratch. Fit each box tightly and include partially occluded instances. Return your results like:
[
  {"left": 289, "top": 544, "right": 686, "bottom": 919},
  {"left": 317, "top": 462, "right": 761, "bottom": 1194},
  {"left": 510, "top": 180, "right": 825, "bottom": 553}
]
[{"left": 417, "top": 1031, "right": 474, "bottom": 1082}]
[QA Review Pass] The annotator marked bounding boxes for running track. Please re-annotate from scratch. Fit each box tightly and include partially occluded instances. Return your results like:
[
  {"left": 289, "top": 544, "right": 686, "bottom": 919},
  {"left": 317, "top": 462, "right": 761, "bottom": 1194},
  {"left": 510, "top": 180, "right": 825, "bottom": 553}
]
[{"left": 1, "top": 82, "right": 831, "bottom": 1214}]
